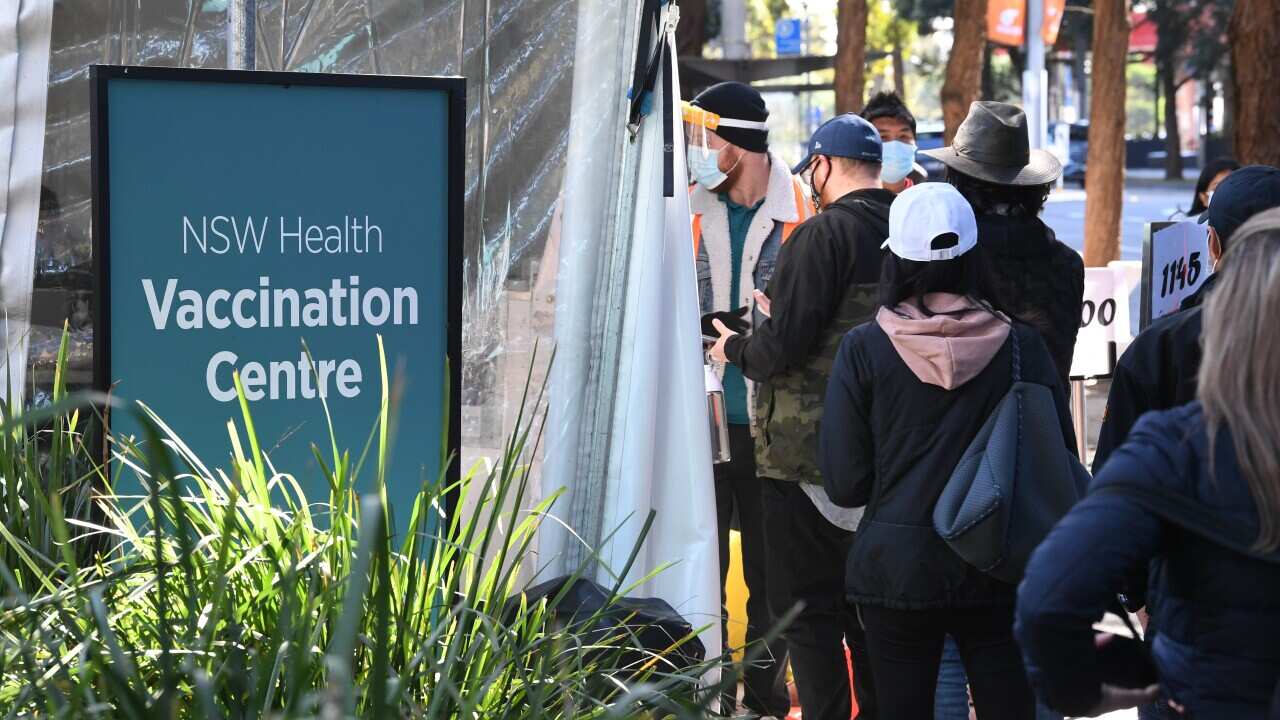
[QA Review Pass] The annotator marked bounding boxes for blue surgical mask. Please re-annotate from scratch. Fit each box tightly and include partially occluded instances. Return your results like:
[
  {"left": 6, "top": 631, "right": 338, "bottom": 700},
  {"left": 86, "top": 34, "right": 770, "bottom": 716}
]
[
  {"left": 689, "top": 147, "right": 729, "bottom": 190},
  {"left": 881, "top": 140, "right": 918, "bottom": 184}
]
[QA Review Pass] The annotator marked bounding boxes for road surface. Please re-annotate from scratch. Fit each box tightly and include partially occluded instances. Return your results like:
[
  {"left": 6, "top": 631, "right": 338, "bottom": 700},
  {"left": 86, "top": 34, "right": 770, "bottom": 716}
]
[{"left": 1043, "top": 176, "right": 1197, "bottom": 261}]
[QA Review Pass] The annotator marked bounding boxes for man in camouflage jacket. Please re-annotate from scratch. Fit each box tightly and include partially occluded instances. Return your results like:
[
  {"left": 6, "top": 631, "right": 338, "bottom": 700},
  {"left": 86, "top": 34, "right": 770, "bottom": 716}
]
[{"left": 709, "top": 114, "right": 893, "bottom": 720}]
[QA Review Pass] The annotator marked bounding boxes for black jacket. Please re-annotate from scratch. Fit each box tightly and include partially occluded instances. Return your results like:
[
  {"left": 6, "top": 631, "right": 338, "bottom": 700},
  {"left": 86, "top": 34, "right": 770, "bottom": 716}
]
[
  {"left": 725, "top": 188, "right": 893, "bottom": 483},
  {"left": 1018, "top": 403, "right": 1280, "bottom": 718},
  {"left": 725, "top": 188, "right": 893, "bottom": 381},
  {"left": 1092, "top": 274, "right": 1217, "bottom": 474},
  {"left": 821, "top": 321, "right": 1074, "bottom": 609},
  {"left": 977, "top": 215, "right": 1084, "bottom": 390}
]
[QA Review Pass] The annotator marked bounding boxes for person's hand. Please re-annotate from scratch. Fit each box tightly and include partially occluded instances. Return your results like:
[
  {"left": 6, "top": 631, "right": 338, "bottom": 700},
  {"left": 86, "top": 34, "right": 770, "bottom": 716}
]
[
  {"left": 701, "top": 307, "right": 749, "bottom": 336},
  {"left": 708, "top": 319, "right": 737, "bottom": 364},
  {"left": 753, "top": 290, "right": 772, "bottom": 318},
  {"left": 1083, "top": 684, "right": 1160, "bottom": 716}
]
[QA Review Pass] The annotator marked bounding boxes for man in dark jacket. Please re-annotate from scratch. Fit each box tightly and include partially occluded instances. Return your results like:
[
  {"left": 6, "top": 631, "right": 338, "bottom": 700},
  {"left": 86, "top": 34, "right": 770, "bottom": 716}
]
[
  {"left": 922, "top": 101, "right": 1084, "bottom": 390},
  {"left": 1093, "top": 165, "right": 1280, "bottom": 473},
  {"left": 707, "top": 113, "right": 893, "bottom": 720}
]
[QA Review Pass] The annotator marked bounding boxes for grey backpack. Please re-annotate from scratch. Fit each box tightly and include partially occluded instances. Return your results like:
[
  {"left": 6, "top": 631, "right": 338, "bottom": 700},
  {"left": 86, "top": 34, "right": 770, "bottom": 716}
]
[{"left": 932, "top": 328, "right": 1091, "bottom": 584}]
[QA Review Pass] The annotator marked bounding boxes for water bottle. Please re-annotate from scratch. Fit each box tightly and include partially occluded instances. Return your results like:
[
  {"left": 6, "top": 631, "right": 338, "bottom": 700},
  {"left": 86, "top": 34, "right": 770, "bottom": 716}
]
[{"left": 705, "top": 364, "right": 732, "bottom": 464}]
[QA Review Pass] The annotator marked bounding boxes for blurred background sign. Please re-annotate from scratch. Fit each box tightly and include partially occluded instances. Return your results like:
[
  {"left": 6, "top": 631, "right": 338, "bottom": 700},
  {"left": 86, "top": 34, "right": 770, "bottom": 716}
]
[{"left": 775, "top": 17, "right": 802, "bottom": 57}]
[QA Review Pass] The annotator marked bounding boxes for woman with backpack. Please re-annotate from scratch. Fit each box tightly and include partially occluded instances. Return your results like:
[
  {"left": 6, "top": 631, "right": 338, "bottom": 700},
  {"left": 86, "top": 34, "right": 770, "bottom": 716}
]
[
  {"left": 819, "top": 182, "right": 1076, "bottom": 719},
  {"left": 1016, "top": 208, "right": 1280, "bottom": 719}
]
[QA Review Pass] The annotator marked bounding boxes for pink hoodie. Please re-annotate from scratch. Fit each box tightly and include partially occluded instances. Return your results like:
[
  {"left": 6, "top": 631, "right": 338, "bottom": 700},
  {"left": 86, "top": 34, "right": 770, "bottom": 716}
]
[{"left": 875, "top": 293, "right": 1011, "bottom": 390}]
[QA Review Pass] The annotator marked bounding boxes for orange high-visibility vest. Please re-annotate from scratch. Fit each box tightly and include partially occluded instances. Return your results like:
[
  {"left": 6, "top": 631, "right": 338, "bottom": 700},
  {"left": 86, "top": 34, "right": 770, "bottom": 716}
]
[{"left": 691, "top": 178, "right": 812, "bottom": 257}]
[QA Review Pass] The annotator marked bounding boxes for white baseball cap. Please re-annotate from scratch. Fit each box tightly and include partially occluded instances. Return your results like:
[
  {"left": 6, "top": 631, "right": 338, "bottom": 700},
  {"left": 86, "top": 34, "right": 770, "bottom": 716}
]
[{"left": 880, "top": 182, "right": 979, "bottom": 262}]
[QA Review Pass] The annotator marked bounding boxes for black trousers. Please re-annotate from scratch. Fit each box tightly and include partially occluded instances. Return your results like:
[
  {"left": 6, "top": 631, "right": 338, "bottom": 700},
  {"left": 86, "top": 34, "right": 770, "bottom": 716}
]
[
  {"left": 858, "top": 604, "right": 1036, "bottom": 720},
  {"left": 715, "top": 424, "right": 791, "bottom": 717},
  {"left": 761, "top": 478, "right": 877, "bottom": 720}
]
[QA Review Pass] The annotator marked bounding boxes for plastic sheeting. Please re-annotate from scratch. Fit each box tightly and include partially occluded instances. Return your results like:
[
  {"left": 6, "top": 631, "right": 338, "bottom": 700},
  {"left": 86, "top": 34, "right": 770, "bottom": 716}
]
[
  {"left": 31, "top": 1, "right": 573, "bottom": 465},
  {"left": 1, "top": 0, "right": 53, "bottom": 402},
  {"left": 593, "top": 15, "right": 722, "bottom": 667}
]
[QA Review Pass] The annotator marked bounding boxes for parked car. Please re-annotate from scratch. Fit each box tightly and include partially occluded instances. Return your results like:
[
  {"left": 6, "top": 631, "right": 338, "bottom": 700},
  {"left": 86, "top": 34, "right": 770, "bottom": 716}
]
[
  {"left": 915, "top": 122, "right": 946, "bottom": 180},
  {"left": 1053, "top": 121, "right": 1089, "bottom": 186}
]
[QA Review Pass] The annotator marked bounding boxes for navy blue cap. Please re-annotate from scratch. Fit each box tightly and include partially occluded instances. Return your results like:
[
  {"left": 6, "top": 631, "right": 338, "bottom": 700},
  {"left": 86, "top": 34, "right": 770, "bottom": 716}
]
[
  {"left": 792, "top": 113, "right": 883, "bottom": 174},
  {"left": 1199, "top": 165, "right": 1280, "bottom": 243}
]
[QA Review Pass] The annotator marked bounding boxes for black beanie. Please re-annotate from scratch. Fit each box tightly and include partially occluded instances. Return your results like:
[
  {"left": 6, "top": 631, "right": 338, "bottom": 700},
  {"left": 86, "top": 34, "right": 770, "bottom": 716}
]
[{"left": 690, "top": 82, "right": 769, "bottom": 153}]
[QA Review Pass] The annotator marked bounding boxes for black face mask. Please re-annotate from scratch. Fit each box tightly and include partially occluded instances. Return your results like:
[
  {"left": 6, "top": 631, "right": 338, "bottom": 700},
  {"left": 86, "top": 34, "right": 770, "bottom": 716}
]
[{"left": 807, "top": 157, "right": 830, "bottom": 210}]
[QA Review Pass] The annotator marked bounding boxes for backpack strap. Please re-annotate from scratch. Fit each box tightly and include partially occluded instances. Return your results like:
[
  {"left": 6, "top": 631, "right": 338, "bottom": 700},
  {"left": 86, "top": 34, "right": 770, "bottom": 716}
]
[{"left": 1011, "top": 324, "right": 1023, "bottom": 383}]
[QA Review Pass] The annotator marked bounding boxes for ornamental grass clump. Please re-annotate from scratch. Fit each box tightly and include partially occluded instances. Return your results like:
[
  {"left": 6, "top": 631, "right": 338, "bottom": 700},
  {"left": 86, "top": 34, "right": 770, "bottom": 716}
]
[{"left": 0, "top": 338, "right": 739, "bottom": 718}]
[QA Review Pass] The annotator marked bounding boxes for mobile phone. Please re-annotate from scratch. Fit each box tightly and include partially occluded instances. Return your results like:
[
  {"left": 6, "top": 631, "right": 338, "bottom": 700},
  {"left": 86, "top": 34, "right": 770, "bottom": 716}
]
[{"left": 1094, "top": 634, "right": 1158, "bottom": 689}]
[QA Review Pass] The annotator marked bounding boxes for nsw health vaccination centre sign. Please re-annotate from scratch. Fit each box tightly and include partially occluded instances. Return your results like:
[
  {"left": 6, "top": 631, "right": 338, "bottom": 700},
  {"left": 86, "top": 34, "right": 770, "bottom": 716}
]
[{"left": 91, "top": 66, "right": 463, "bottom": 528}]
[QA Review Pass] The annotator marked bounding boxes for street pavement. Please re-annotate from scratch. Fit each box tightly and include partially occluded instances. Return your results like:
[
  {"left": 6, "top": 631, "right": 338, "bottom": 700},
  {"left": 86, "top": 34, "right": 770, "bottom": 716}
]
[{"left": 1043, "top": 172, "right": 1197, "bottom": 261}]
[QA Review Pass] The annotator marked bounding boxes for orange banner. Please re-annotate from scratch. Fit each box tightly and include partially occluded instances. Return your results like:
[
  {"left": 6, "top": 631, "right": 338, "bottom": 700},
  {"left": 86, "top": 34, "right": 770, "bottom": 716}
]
[
  {"left": 986, "top": 0, "right": 1068, "bottom": 47},
  {"left": 1042, "top": 0, "right": 1066, "bottom": 46},
  {"left": 987, "top": 0, "right": 1025, "bottom": 46}
]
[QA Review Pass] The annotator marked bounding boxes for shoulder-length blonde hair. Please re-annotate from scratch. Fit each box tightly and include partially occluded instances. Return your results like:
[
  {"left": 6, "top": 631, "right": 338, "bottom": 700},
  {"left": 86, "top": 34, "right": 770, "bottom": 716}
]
[{"left": 1199, "top": 207, "right": 1280, "bottom": 552}]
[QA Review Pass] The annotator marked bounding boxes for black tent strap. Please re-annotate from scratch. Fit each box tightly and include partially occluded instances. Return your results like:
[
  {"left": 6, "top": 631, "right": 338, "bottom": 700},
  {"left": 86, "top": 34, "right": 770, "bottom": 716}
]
[
  {"left": 662, "top": 40, "right": 674, "bottom": 197},
  {"left": 629, "top": 0, "right": 663, "bottom": 112}
]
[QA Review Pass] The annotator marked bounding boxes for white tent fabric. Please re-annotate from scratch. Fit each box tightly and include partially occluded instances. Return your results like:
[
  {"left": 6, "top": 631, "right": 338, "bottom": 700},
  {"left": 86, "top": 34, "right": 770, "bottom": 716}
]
[
  {"left": 0, "top": 0, "right": 52, "bottom": 402},
  {"left": 595, "top": 13, "right": 722, "bottom": 664}
]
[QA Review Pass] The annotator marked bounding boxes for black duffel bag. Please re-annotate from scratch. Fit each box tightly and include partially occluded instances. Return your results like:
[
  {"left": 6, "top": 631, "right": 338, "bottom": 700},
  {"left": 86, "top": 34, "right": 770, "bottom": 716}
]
[{"left": 505, "top": 576, "right": 706, "bottom": 676}]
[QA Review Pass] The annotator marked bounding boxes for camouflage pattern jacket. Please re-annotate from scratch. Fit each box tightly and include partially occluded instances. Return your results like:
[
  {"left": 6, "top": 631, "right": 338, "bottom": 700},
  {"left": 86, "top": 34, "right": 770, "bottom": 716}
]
[{"left": 725, "top": 188, "right": 894, "bottom": 484}]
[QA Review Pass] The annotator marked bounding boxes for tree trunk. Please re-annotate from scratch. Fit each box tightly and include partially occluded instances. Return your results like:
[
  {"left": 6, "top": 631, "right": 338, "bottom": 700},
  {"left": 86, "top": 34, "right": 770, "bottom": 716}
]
[
  {"left": 1230, "top": 0, "right": 1280, "bottom": 165},
  {"left": 1161, "top": 67, "right": 1184, "bottom": 179},
  {"left": 893, "top": 45, "right": 906, "bottom": 97},
  {"left": 1083, "top": 0, "right": 1129, "bottom": 267},
  {"left": 1073, "top": 29, "right": 1089, "bottom": 117},
  {"left": 942, "top": 0, "right": 987, "bottom": 143},
  {"left": 982, "top": 43, "right": 994, "bottom": 100},
  {"left": 835, "top": 0, "right": 868, "bottom": 113},
  {"left": 675, "top": 0, "right": 708, "bottom": 57},
  {"left": 1222, "top": 54, "right": 1236, "bottom": 156}
]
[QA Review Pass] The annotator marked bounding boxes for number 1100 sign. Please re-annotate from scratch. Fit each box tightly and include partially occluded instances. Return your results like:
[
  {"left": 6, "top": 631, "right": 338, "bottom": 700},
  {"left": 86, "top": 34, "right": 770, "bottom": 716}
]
[{"left": 1160, "top": 251, "right": 1203, "bottom": 299}]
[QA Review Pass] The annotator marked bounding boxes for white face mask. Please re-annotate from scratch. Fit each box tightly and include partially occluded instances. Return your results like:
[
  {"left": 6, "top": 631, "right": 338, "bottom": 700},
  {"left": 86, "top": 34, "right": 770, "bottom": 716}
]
[
  {"left": 689, "top": 147, "right": 730, "bottom": 190},
  {"left": 881, "top": 140, "right": 918, "bottom": 184}
]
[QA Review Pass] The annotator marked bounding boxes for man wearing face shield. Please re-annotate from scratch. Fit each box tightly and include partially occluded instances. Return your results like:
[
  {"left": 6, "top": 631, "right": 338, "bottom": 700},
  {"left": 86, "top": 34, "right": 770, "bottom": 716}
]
[
  {"left": 708, "top": 113, "right": 893, "bottom": 720},
  {"left": 685, "top": 81, "right": 812, "bottom": 720}
]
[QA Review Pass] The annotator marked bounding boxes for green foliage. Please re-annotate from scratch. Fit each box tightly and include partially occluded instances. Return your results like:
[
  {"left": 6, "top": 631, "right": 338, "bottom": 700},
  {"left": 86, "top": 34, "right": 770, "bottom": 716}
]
[
  {"left": 1147, "top": 0, "right": 1235, "bottom": 85},
  {"left": 891, "top": 0, "right": 953, "bottom": 34},
  {"left": 0, "top": 323, "right": 102, "bottom": 596},
  {"left": 1127, "top": 62, "right": 1159, "bottom": 139},
  {"left": 0, "top": 339, "right": 747, "bottom": 718}
]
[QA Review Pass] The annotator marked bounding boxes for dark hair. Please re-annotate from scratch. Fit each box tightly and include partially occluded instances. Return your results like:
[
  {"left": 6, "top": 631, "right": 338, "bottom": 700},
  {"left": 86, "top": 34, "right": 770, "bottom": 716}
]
[
  {"left": 1188, "top": 157, "right": 1240, "bottom": 215},
  {"left": 861, "top": 91, "right": 917, "bottom": 136},
  {"left": 946, "top": 168, "right": 1052, "bottom": 219},
  {"left": 878, "top": 241, "right": 1010, "bottom": 318}
]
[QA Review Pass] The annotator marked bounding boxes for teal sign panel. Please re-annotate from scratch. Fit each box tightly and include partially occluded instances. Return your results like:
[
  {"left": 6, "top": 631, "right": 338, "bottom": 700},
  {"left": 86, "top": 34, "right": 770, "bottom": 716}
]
[{"left": 91, "top": 66, "right": 463, "bottom": 532}]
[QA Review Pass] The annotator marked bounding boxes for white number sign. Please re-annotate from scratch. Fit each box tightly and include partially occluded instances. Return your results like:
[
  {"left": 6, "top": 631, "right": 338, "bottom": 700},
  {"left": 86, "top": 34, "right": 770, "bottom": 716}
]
[
  {"left": 1143, "top": 221, "right": 1213, "bottom": 326},
  {"left": 1070, "top": 267, "right": 1118, "bottom": 379}
]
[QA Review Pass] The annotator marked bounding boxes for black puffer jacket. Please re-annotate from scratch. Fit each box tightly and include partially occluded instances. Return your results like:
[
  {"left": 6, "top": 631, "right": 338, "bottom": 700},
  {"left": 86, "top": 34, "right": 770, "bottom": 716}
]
[
  {"left": 976, "top": 215, "right": 1084, "bottom": 389},
  {"left": 821, "top": 319, "right": 1074, "bottom": 609}
]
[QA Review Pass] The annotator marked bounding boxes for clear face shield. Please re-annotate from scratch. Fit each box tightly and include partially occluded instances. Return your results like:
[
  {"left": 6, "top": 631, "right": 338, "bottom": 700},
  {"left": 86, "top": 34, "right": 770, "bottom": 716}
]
[
  {"left": 681, "top": 102, "right": 768, "bottom": 189},
  {"left": 682, "top": 102, "right": 719, "bottom": 163}
]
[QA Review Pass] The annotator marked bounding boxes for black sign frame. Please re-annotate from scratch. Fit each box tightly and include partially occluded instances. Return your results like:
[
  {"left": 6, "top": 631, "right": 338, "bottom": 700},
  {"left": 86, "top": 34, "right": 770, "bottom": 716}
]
[{"left": 89, "top": 65, "right": 465, "bottom": 522}]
